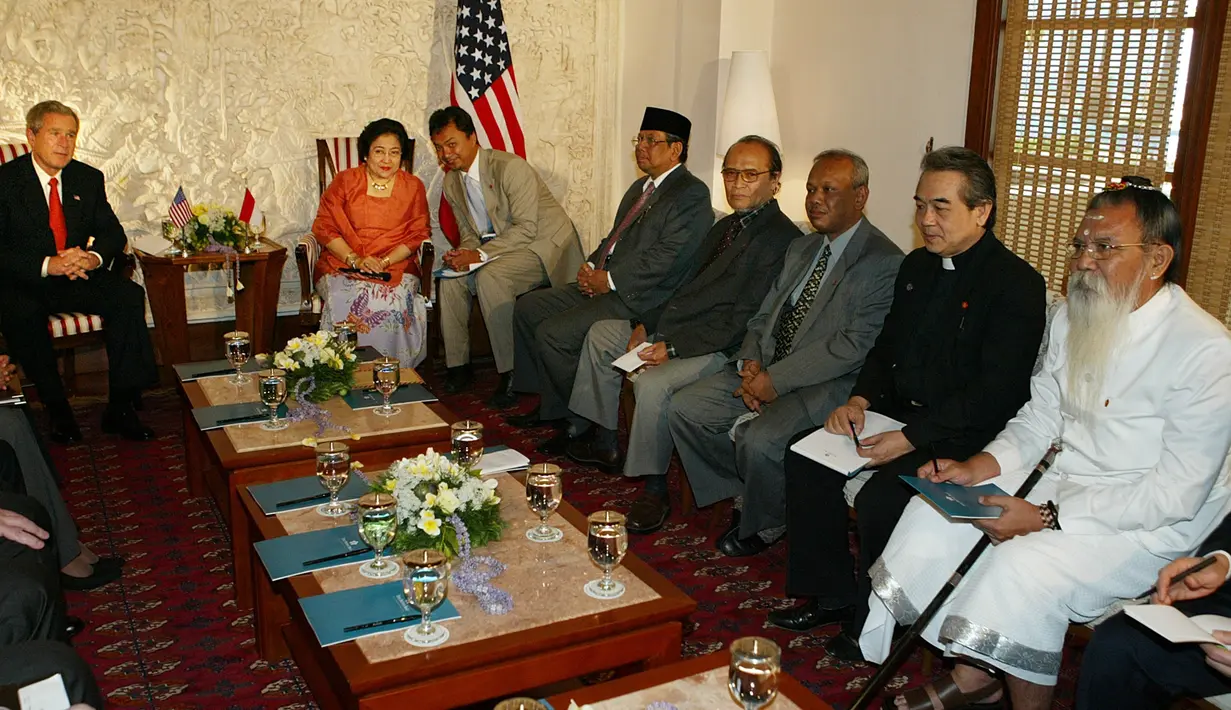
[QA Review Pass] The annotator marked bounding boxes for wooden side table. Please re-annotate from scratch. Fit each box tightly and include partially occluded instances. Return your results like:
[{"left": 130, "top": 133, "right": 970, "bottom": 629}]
[{"left": 135, "top": 241, "right": 288, "bottom": 366}]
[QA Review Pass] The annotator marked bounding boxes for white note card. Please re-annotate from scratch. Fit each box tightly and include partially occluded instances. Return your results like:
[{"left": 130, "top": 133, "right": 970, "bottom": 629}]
[
  {"left": 611, "top": 342, "right": 654, "bottom": 373},
  {"left": 787, "top": 411, "right": 906, "bottom": 476},
  {"left": 17, "top": 674, "right": 71, "bottom": 710},
  {"left": 1123, "top": 605, "right": 1231, "bottom": 646}
]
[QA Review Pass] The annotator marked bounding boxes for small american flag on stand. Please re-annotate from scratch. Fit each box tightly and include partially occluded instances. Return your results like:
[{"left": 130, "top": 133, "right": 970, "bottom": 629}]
[
  {"left": 450, "top": 0, "right": 525, "bottom": 158},
  {"left": 168, "top": 187, "right": 193, "bottom": 228}
]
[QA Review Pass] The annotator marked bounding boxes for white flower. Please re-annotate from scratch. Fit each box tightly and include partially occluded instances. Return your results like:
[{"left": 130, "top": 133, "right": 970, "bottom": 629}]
[
  {"left": 437, "top": 488, "right": 461, "bottom": 515},
  {"left": 418, "top": 509, "right": 441, "bottom": 537}
]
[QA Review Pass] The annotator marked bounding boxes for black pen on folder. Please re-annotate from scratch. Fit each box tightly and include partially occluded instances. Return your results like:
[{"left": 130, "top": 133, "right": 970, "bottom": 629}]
[
  {"left": 343, "top": 613, "right": 420, "bottom": 633},
  {"left": 849, "top": 422, "right": 863, "bottom": 449},
  {"left": 1142, "top": 555, "right": 1219, "bottom": 599},
  {"left": 302, "top": 546, "right": 372, "bottom": 567},
  {"left": 275, "top": 492, "right": 329, "bottom": 508}
]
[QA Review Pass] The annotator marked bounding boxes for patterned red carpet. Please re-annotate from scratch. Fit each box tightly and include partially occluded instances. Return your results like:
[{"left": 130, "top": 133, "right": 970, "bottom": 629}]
[{"left": 49, "top": 364, "right": 1085, "bottom": 709}]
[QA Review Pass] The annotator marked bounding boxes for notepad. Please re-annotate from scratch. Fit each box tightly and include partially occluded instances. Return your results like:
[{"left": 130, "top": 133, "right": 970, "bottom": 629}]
[
  {"left": 192, "top": 401, "right": 289, "bottom": 431},
  {"left": 1124, "top": 605, "right": 1231, "bottom": 646},
  {"left": 788, "top": 412, "right": 906, "bottom": 476},
  {"left": 342, "top": 383, "right": 437, "bottom": 410},
  {"left": 467, "top": 445, "right": 531, "bottom": 476},
  {"left": 435, "top": 254, "right": 502, "bottom": 279},
  {"left": 611, "top": 342, "right": 654, "bottom": 373},
  {"left": 248, "top": 474, "right": 373, "bottom": 516},
  {"left": 899, "top": 477, "right": 1009, "bottom": 520},
  {"left": 300, "top": 580, "right": 461, "bottom": 646},
  {"left": 255, "top": 524, "right": 376, "bottom": 581}
]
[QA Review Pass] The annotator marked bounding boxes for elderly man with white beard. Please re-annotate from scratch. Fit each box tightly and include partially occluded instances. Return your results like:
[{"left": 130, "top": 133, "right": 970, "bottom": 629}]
[{"left": 859, "top": 176, "right": 1231, "bottom": 710}]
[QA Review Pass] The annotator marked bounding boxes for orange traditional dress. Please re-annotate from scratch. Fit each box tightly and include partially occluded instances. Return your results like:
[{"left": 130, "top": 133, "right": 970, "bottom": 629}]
[{"left": 312, "top": 167, "right": 431, "bottom": 366}]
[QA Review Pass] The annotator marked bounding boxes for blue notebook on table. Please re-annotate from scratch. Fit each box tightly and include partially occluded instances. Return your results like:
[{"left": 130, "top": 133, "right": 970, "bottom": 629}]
[
  {"left": 900, "top": 477, "right": 1009, "bottom": 520},
  {"left": 191, "top": 402, "right": 289, "bottom": 431},
  {"left": 342, "top": 383, "right": 437, "bottom": 410},
  {"left": 254, "top": 524, "right": 376, "bottom": 581},
  {"left": 175, "top": 358, "right": 263, "bottom": 382},
  {"left": 300, "top": 580, "right": 461, "bottom": 646},
  {"left": 248, "top": 475, "right": 372, "bottom": 516}
]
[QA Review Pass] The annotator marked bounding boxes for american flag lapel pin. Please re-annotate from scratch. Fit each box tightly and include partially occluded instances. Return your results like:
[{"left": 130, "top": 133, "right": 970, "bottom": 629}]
[{"left": 73, "top": 194, "right": 80, "bottom": 200}]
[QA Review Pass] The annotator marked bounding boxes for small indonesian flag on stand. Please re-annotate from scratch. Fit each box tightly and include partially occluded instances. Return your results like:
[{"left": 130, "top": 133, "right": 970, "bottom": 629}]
[
  {"left": 238, "top": 188, "right": 263, "bottom": 231},
  {"left": 168, "top": 186, "right": 193, "bottom": 228}
]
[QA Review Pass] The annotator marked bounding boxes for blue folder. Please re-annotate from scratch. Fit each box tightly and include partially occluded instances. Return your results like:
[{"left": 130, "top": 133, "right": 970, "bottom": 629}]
[
  {"left": 254, "top": 524, "right": 376, "bottom": 581},
  {"left": 899, "top": 477, "right": 1009, "bottom": 520},
  {"left": 191, "top": 402, "right": 289, "bottom": 431},
  {"left": 300, "top": 580, "right": 461, "bottom": 646},
  {"left": 248, "top": 474, "right": 372, "bottom": 516},
  {"left": 342, "top": 383, "right": 438, "bottom": 410},
  {"left": 175, "top": 358, "right": 263, "bottom": 382}
]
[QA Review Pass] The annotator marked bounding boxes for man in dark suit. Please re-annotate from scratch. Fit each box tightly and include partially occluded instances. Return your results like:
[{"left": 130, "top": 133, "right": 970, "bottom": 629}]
[
  {"left": 1077, "top": 512, "right": 1231, "bottom": 709},
  {"left": 508, "top": 107, "right": 711, "bottom": 450},
  {"left": 667, "top": 150, "right": 904, "bottom": 540},
  {"left": 767, "top": 146, "right": 1046, "bottom": 662},
  {"left": 563, "top": 136, "right": 799, "bottom": 531},
  {"left": 0, "top": 101, "right": 156, "bottom": 442}
]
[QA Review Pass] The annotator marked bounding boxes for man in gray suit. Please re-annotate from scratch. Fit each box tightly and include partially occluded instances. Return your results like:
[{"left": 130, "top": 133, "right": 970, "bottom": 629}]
[
  {"left": 430, "top": 107, "right": 584, "bottom": 407},
  {"left": 664, "top": 150, "right": 904, "bottom": 543},
  {"left": 564, "top": 137, "right": 799, "bottom": 521},
  {"left": 507, "top": 107, "right": 712, "bottom": 453}
]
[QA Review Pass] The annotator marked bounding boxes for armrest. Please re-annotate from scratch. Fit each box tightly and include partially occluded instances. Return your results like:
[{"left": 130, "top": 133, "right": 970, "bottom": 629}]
[
  {"left": 420, "top": 241, "right": 435, "bottom": 301},
  {"left": 114, "top": 251, "right": 137, "bottom": 279},
  {"left": 296, "top": 235, "right": 319, "bottom": 318}
]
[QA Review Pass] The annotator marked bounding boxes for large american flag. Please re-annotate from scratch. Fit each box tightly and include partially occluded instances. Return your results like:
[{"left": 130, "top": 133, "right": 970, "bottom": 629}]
[
  {"left": 451, "top": 0, "right": 525, "bottom": 159},
  {"left": 168, "top": 186, "right": 193, "bottom": 228}
]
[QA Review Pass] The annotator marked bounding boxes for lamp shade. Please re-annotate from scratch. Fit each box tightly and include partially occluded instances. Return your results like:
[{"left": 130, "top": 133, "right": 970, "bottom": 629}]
[{"left": 717, "top": 50, "right": 782, "bottom": 156}]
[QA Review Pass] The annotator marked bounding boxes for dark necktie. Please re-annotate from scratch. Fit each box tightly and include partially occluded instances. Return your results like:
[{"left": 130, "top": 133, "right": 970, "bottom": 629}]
[
  {"left": 698, "top": 218, "right": 743, "bottom": 273},
  {"left": 49, "top": 177, "right": 68, "bottom": 251},
  {"left": 770, "top": 243, "right": 832, "bottom": 363},
  {"left": 596, "top": 181, "right": 656, "bottom": 269}
]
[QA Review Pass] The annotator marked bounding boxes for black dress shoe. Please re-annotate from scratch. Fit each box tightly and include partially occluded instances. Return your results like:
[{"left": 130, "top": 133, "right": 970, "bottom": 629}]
[
  {"left": 61, "top": 563, "right": 122, "bottom": 591},
  {"left": 825, "top": 628, "right": 865, "bottom": 663},
  {"left": 566, "top": 439, "right": 621, "bottom": 474},
  {"left": 716, "top": 522, "right": 772, "bottom": 557},
  {"left": 101, "top": 406, "right": 155, "bottom": 441},
  {"left": 506, "top": 405, "right": 546, "bottom": 429},
  {"left": 443, "top": 364, "right": 474, "bottom": 394},
  {"left": 767, "top": 598, "right": 855, "bottom": 633},
  {"left": 487, "top": 372, "right": 519, "bottom": 410},
  {"left": 48, "top": 413, "right": 82, "bottom": 444},
  {"left": 537, "top": 429, "right": 583, "bottom": 455},
  {"left": 94, "top": 556, "right": 125, "bottom": 571},
  {"left": 65, "top": 615, "right": 86, "bottom": 640},
  {"left": 626, "top": 494, "right": 670, "bottom": 534}
]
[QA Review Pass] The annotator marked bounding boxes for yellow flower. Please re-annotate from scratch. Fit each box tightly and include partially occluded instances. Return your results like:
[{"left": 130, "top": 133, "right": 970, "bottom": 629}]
[
  {"left": 350, "top": 461, "right": 364, "bottom": 469},
  {"left": 419, "top": 516, "right": 441, "bottom": 537},
  {"left": 350, "top": 433, "right": 361, "bottom": 440},
  {"left": 301, "top": 437, "right": 317, "bottom": 447},
  {"left": 437, "top": 489, "right": 461, "bottom": 515},
  {"left": 383, "top": 479, "right": 397, "bottom": 493},
  {"left": 424, "top": 492, "right": 438, "bottom": 508}
]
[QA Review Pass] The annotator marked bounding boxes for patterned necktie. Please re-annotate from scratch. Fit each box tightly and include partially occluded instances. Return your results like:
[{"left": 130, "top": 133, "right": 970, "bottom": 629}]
[
  {"left": 770, "top": 243, "right": 832, "bottom": 363},
  {"left": 49, "top": 177, "right": 68, "bottom": 251},
  {"left": 698, "top": 217, "right": 743, "bottom": 273},
  {"left": 596, "top": 180, "right": 656, "bottom": 269}
]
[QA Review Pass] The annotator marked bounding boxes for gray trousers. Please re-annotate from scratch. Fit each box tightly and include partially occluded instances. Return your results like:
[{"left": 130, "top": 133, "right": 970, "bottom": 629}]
[
  {"left": 511, "top": 286, "right": 634, "bottom": 420},
  {"left": 569, "top": 320, "right": 727, "bottom": 477},
  {"left": 667, "top": 367, "right": 814, "bottom": 537},
  {"left": 0, "top": 408, "right": 78, "bottom": 564},
  {"left": 439, "top": 248, "right": 550, "bottom": 373}
]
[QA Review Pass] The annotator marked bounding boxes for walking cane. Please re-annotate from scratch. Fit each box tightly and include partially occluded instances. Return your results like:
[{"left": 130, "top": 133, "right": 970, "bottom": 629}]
[{"left": 849, "top": 439, "right": 1064, "bottom": 710}]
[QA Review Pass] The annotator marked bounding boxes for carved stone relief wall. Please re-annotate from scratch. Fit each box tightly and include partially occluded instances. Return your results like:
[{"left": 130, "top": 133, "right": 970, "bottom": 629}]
[{"left": 0, "top": 0, "right": 618, "bottom": 321}]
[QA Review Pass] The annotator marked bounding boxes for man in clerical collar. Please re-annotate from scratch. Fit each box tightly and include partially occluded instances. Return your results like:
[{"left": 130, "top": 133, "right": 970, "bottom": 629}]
[
  {"left": 862, "top": 177, "right": 1231, "bottom": 710},
  {"left": 766, "top": 147, "right": 1047, "bottom": 663}
]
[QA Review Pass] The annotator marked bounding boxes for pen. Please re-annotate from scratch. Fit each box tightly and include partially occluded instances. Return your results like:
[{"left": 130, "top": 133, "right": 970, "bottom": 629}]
[
  {"left": 931, "top": 444, "right": 941, "bottom": 478},
  {"left": 849, "top": 422, "right": 862, "bottom": 449},
  {"left": 192, "top": 367, "right": 243, "bottom": 379},
  {"left": 1143, "top": 555, "right": 1219, "bottom": 598},
  {"left": 342, "top": 612, "right": 421, "bottom": 633},
  {"left": 302, "top": 545, "right": 373, "bottom": 567},
  {"left": 275, "top": 492, "right": 330, "bottom": 508},
  {"left": 215, "top": 413, "right": 267, "bottom": 426}
]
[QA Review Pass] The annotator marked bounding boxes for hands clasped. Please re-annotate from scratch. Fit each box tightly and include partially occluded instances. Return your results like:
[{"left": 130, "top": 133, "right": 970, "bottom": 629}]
[{"left": 48, "top": 246, "right": 100, "bottom": 280}]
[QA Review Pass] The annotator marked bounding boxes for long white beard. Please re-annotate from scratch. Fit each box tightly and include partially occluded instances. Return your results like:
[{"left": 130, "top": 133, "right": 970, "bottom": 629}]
[{"left": 1065, "top": 268, "right": 1146, "bottom": 422}]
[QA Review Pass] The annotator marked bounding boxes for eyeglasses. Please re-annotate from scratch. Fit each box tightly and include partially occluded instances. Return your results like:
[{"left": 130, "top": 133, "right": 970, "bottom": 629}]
[
  {"left": 631, "top": 136, "right": 671, "bottom": 148},
  {"left": 1068, "top": 239, "right": 1150, "bottom": 260},
  {"left": 721, "top": 169, "right": 773, "bottom": 184}
]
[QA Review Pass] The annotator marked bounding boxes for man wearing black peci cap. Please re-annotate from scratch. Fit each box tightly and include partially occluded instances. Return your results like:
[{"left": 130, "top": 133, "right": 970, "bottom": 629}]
[{"left": 507, "top": 107, "right": 712, "bottom": 454}]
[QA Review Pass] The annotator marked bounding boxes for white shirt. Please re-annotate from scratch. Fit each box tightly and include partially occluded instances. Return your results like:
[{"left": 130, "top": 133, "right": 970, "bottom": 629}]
[
  {"left": 590, "top": 163, "right": 684, "bottom": 292},
  {"left": 31, "top": 159, "right": 103, "bottom": 277},
  {"left": 984, "top": 284, "right": 1231, "bottom": 558},
  {"left": 461, "top": 155, "right": 496, "bottom": 263}
]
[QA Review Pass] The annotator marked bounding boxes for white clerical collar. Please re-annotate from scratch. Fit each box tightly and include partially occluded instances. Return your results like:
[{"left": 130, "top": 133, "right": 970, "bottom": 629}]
[
  {"left": 464, "top": 152, "right": 482, "bottom": 183},
  {"left": 941, "top": 257, "right": 955, "bottom": 270},
  {"left": 646, "top": 162, "right": 682, "bottom": 191}
]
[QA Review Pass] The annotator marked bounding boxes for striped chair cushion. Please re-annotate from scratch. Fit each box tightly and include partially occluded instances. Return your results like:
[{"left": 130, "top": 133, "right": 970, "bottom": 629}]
[
  {"left": 48, "top": 312, "right": 104, "bottom": 338},
  {"left": 297, "top": 232, "right": 322, "bottom": 273},
  {"left": 324, "top": 137, "right": 361, "bottom": 176},
  {"left": 311, "top": 293, "right": 323, "bottom": 314},
  {"left": 0, "top": 143, "right": 30, "bottom": 164}
]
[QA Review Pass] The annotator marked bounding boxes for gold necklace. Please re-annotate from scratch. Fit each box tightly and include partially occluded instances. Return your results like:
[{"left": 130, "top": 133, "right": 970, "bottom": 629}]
[{"left": 369, "top": 172, "right": 394, "bottom": 191}]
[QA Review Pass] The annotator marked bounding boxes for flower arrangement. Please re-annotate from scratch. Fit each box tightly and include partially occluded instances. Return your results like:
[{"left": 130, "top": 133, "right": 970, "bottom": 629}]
[
  {"left": 273, "top": 331, "right": 358, "bottom": 404},
  {"left": 372, "top": 449, "right": 505, "bottom": 558},
  {"left": 183, "top": 204, "right": 255, "bottom": 253}
]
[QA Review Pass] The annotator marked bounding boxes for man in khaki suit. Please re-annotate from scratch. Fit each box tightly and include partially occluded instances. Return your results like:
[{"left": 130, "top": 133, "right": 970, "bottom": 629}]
[{"left": 430, "top": 107, "right": 584, "bottom": 407}]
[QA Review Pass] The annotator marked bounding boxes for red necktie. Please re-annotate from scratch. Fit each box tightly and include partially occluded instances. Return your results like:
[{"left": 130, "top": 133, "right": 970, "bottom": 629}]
[
  {"left": 49, "top": 177, "right": 68, "bottom": 251},
  {"left": 596, "top": 181, "right": 656, "bottom": 269}
]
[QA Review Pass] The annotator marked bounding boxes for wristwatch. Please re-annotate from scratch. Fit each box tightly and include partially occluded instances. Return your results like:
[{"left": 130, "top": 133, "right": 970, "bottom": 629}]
[
  {"left": 629, "top": 318, "right": 642, "bottom": 330},
  {"left": 345, "top": 253, "right": 360, "bottom": 268}
]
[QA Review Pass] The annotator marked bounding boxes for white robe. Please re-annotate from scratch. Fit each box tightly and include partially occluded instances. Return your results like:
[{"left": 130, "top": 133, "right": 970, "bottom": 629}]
[{"left": 859, "top": 283, "right": 1231, "bottom": 685}]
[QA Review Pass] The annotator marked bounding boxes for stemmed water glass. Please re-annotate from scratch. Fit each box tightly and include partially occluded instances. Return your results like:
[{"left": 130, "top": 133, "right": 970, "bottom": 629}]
[
  {"left": 402, "top": 549, "right": 451, "bottom": 647},
  {"left": 585, "top": 510, "right": 628, "bottom": 599},
  {"left": 356, "top": 492, "right": 399, "bottom": 579},
  {"left": 728, "top": 637, "right": 781, "bottom": 710},
  {"left": 450, "top": 420, "right": 484, "bottom": 469},
  {"left": 332, "top": 321, "right": 359, "bottom": 350},
  {"left": 525, "top": 464, "right": 563, "bottom": 543},
  {"left": 161, "top": 219, "right": 186, "bottom": 256},
  {"left": 372, "top": 356, "right": 401, "bottom": 417},
  {"left": 257, "top": 368, "right": 288, "bottom": 431},
  {"left": 224, "top": 331, "right": 251, "bottom": 385},
  {"left": 315, "top": 441, "right": 351, "bottom": 517}
]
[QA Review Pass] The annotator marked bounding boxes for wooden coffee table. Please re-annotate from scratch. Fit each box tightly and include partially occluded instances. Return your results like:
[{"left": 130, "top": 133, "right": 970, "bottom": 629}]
[
  {"left": 239, "top": 473, "right": 696, "bottom": 709},
  {"left": 545, "top": 652, "right": 832, "bottom": 709},
  {"left": 178, "top": 376, "right": 454, "bottom": 610}
]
